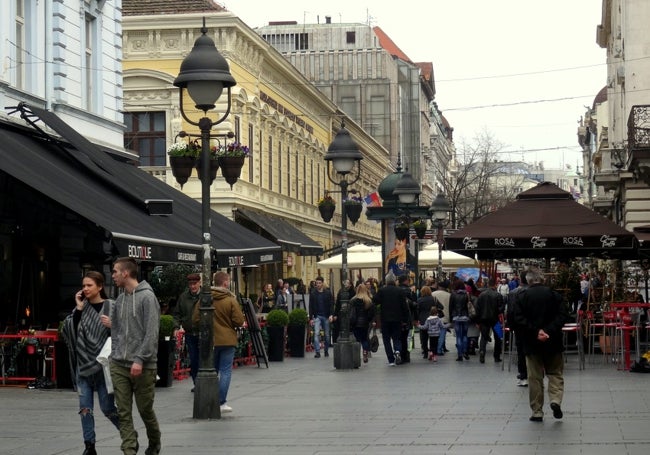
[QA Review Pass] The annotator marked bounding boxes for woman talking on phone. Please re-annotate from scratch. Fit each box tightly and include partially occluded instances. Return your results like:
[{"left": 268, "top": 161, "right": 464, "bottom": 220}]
[{"left": 62, "top": 271, "right": 119, "bottom": 455}]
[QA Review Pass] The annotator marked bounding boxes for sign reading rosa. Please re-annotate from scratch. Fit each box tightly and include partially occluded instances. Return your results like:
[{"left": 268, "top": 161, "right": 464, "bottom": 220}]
[
  {"left": 494, "top": 237, "right": 515, "bottom": 247},
  {"left": 563, "top": 237, "right": 584, "bottom": 246}
]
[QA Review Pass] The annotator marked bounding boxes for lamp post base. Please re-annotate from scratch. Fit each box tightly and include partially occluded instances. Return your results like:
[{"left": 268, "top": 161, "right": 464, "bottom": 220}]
[
  {"left": 333, "top": 340, "right": 361, "bottom": 369},
  {"left": 193, "top": 370, "right": 221, "bottom": 419}
]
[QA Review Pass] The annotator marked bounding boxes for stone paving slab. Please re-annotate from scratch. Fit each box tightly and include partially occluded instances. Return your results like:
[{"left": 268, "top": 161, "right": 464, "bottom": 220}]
[{"left": 0, "top": 346, "right": 649, "bottom": 454}]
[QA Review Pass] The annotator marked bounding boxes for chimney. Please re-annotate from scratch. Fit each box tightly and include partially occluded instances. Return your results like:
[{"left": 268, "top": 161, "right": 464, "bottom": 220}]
[{"left": 325, "top": 16, "right": 332, "bottom": 24}]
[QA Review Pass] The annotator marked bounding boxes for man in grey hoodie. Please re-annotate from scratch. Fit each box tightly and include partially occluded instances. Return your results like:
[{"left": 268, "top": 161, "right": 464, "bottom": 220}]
[{"left": 102, "top": 257, "right": 161, "bottom": 455}]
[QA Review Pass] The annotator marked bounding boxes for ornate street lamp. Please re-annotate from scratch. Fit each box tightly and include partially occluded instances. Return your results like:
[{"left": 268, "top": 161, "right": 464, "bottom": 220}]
[
  {"left": 429, "top": 193, "right": 451, "bottom": 281},
  {"left": 173, "top": 18, "right": 236, "bottom": 420},
  {"left": 324, "top": 121, "right": 363, "bottom": 369},
  {"left": 393, "top": 171, "right": 422, "bottom": 284}
]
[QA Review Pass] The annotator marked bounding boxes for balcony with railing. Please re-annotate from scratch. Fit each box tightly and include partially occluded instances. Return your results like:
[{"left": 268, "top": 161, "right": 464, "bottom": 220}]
[{"left": 628, "top": 105, "right": 650, "bottom": 155}]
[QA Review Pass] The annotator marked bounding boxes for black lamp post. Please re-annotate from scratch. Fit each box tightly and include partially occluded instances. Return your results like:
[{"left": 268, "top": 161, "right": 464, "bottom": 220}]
[
  {"left": 430, "top": 193, "right": 451, "bottom": 281},
  {"left": 324, "top": 121, "right": 363, "bottom": 370},
  {"left": 173, "top": 18, "right": 236, "bottom": 420}
]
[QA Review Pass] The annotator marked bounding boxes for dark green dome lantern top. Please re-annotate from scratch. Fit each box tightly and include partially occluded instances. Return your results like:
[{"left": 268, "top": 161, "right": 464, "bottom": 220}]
[
  {"left": 377, "top": 161, "right": 404, "bottom": 208},
  {"left": 173, "top": 18, "right": 236, "bottom": 113}
]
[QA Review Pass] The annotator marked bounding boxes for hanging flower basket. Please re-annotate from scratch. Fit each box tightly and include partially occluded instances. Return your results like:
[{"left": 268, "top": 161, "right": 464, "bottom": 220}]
[
  {"left": 218, "top": 156, "right": 246, "bottom": 188},
  {"left": 317, "top": 194, "right": 336, "bottom": 222},
  {"left": 318, "top": 204, "right": 335, "bottom": 223},
  {"left": 196, "top": 157, "right": 220, "bottom": 185},
  {"left": 412, "top": 219, "right": 428, "bottom": 239},
  {"left": 168, "top": 142, "right": 200, "bottom": 188},
  {"left": 344, "top": 197, "right": 363, "bottom": 225},
  {"left": 169, "top": 156, "right": 197, "bottom": 188}
]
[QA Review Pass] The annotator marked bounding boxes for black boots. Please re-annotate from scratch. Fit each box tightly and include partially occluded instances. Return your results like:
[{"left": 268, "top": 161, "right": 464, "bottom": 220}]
[{"left": 83, "top": 441, "right": 97, "bottom": 455}]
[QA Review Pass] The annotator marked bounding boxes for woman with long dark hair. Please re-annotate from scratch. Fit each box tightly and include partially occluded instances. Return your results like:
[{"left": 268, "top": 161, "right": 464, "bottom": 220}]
[{"left": 62, "top": 271, "right": 119, "bottom": 455}]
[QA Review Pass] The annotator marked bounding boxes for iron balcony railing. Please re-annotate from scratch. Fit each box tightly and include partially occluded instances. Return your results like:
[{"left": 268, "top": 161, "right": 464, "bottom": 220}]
[{"left": 628, "top": 105, "right": 650, "bottom": 149}]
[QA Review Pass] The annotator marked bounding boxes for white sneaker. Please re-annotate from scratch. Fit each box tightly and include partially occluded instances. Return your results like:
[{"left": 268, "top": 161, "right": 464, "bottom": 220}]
[
  {"left": 517, "top": 379, "right": 528, "bottom": 387},
  {"left": 220, "top": 404, "right": 233, "bottom": 413}
]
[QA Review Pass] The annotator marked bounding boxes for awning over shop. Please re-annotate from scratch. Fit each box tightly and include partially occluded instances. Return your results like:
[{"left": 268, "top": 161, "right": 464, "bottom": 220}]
[
  {"left": 236, "top": 208, "right": 323, "bottom": 256},
  {"left": 0, "top": 104, "right": 281, "bottom": 266}
]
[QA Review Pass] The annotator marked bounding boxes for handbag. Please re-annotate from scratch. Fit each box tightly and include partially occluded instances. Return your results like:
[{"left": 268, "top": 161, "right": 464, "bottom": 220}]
[
  {"left": 466, "top": 294, "right": 478, "bottom": 320},
  {"left": 96, "top": 336, "right": 113, "bottom": 394},
  {"left": 369, "top": 328, "right": 379, "bottom": 353}
]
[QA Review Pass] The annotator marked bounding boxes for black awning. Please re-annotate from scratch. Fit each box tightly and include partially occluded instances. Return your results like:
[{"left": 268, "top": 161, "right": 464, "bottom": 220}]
[
  {"left": 236, "top": 208, "right": 323, "bottom": 256},
  {"left": 0, "top": 117, "right": 281, "bottom": 266}
]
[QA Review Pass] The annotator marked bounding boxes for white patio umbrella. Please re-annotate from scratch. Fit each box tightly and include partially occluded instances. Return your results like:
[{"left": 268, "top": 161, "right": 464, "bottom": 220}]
[
  {"left": 417, "top": 243, "right": 478, "bottom": 268},
  {"left": 317, "top": 244, "right": 382, "bottom": 269}
]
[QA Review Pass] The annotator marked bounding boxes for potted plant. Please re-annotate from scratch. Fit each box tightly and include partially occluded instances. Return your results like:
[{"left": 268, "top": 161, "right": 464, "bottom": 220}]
[
  {"left": 168, "top": 142, "right": 200, "bottom": 187},
  {"left": 412, "top": 218, "right": 428, "bottom": 239},
  {"left": 344, "top": 195, "right": 363, "bottom": 225},
  {"left": 216, "top": 141, "right": 250, "bottom": 188},
  {"left": 195, "top": 144, "right": 221, "bottom": 185},
  {"left": 156, "top": 314, "right": 176, "bottom": 387},
  {"left": 287, "top": 308, "right": 309, "bottom": 357},
  {"left": 317, "top": 194, "right": 336, "bottom": 222},
  {"left": 265, "top": 309, "right": 289, "bottom": 361}
]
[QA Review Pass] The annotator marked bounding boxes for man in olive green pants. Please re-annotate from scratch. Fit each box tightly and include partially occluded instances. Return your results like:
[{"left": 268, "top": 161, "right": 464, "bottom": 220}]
[{"left": 103, "top": 257, "right": 161, "bottom": 455}]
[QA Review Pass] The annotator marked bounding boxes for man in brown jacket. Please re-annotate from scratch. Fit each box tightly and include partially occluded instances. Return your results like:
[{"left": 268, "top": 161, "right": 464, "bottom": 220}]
[{"left": 193, "top": 271, "right": 244, "bottom": 413}]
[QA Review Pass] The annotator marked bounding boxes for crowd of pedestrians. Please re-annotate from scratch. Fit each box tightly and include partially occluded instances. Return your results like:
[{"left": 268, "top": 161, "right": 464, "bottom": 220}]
[{"left": 60, "top": 264, "right": 567, "bottom": 454}]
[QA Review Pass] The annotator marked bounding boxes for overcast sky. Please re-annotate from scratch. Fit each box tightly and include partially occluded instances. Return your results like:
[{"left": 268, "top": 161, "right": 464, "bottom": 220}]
[{"left": 226, "top": 0, "right": 605, "bottom": 170}]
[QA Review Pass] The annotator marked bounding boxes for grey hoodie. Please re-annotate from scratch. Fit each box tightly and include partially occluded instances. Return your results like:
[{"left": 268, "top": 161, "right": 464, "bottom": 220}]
[{"left": 110, "top": 280, "right": 160, "bottom": 370}]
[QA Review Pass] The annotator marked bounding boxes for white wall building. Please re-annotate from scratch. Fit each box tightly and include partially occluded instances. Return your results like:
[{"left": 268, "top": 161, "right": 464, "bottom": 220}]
[{"left": 1, "top": 0, "right": 125, "bottom": 150}]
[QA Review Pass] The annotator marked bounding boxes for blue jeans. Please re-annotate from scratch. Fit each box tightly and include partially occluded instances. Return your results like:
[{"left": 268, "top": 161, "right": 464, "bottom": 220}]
[
  {"left": 437, "top": 327, "right": 447, "bottom": 354},
  {"left": 312, "top": 315, "right": 330, "bottom": 353},
  {"left": 454, "top": 320, "right": 469, "bottom": 357},
  {"left": 185, "top": 333, "right": 199, "bottom": 382},
  {"left": 213, "top": 346, "right": 235, "bottom": 405},
  {"left": 77, "top": 369, "right": 119, "bottom": 444},
  {"left": 381, "top": 321, "right": 402, "bottom": 363}
]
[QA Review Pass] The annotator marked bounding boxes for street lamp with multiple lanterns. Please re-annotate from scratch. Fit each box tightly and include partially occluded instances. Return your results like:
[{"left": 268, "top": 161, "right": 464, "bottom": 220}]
[
  {"left": 172, "top": 18, "right": 236, "bottom": 420},
  {"left": 429, "top": 193, "right": 452, "bottom": 281},
  {"left": 323, "top": 121, "right": 363, "bottom": 370}
]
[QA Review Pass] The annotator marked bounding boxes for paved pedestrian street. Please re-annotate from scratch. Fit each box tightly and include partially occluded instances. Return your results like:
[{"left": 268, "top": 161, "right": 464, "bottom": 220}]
[{"left": 1, "top": 346, "right": 649, "bottom": 454}]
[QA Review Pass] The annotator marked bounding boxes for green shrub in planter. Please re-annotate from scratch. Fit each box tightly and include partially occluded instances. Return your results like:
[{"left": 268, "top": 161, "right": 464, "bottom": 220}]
[
  {"left": 266, "top": 309, "right": 289, "bottom": 327},
  {"left": 287, "top": 308, "right": 308, "bottom": 358},
  {"left": 157, "top": 314, "right": 176, "bottom": 387},
  {"left": 265, "top": 309, "right": 288, "bottom": 361},
  {"left": 159, "top": 315, "right": 175, "bottom": 339},
  {"left": 288, "top": 308, "right": 308, "bottom": 326}
]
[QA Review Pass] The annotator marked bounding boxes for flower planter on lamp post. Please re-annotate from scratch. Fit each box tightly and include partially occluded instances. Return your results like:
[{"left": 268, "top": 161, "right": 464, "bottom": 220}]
[{"left": 317, "top": 194, "right": 336, "bottom": 222}]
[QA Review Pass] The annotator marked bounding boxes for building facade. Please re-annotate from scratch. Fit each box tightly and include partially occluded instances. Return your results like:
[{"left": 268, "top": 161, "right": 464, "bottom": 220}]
[
  {"left": 254, "top": 18, "right": 454, "bottom": 205},
  {"left": 592, "top": 0, "right": 650, "bottom": 230}
]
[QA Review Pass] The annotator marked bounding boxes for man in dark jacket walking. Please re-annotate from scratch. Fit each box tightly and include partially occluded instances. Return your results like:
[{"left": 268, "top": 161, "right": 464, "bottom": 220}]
[
  {"left": 513, "top": 268, "right": 569, "bottom": 422},
  {"left": 373, "top": 272, "right": 410, "bottom": 365},
  {"left": 397, "top": 275, "right": 416, "bottom": 363},
  {"left": 507, "top": 271, "right": 529, "bottom": 386},
  {"left": 476, "top": 278, "right": 505, "bottom": 363}
]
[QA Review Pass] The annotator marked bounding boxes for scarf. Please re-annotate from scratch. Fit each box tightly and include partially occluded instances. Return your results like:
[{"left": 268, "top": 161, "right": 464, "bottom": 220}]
[{"left": 62, "top": 300, "right": 111, "bottom": 378}]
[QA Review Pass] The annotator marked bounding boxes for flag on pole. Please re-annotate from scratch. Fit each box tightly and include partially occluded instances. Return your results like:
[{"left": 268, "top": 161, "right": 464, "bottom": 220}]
[{"left": 363, "top": 192, "right": 381, "bottom": 207}]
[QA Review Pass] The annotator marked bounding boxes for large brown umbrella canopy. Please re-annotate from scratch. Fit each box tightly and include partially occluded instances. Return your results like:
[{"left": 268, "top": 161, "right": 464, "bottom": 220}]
[{"left": 446, "top": 182, "right": 637, "bottom": 259}]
